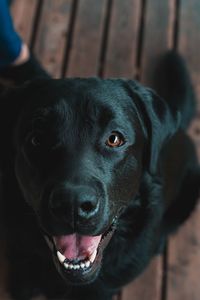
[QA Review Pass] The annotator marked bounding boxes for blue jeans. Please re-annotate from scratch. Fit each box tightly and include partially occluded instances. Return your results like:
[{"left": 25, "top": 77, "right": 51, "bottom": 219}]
[{"left": 0, "top": 0, "right": 22, "bottom": 69}]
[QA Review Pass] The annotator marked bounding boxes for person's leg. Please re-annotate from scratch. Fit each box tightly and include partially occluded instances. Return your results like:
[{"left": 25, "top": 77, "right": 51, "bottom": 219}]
[
  {"left": 0, "top": 0, "right": 22, "bottom": 69},
  {"left": 0, "top": 0, "right": 50, "bottom": 84}
]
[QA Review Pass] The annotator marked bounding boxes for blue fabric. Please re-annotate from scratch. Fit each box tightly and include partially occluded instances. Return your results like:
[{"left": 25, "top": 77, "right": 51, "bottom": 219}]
[{"left": 0, "top": 0, "right": 22, "bottom": 69}]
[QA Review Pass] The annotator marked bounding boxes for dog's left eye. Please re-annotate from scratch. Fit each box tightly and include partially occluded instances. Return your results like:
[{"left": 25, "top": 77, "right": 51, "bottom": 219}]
[
  {"left": 31, "top": 136, "right": 41, "bottom": 147},
  {"left": 29, "top": 134, "right": 55, "bottom": 149},
  {"left": 106, "top": 132, "right": 125, "bottom": 148}
]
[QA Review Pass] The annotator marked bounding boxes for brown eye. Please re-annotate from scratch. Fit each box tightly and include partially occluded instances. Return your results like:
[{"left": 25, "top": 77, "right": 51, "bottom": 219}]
[{"left": 106, "top": 132, "right": 125, "bottom": 148}]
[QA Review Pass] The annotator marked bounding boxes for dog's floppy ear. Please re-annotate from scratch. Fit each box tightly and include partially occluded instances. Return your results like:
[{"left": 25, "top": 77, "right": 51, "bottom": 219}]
[
  {"left": 123, "top": 80, "right": 180, "bottom": 174},
  {"left": 0, "top": 84, "right": 26, "bottom": 172}
]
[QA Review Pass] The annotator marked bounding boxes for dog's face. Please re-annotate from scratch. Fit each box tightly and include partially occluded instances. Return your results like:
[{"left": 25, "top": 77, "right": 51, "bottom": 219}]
[{"left": 0, "top": 78, "right": 178, "bottom": 285}]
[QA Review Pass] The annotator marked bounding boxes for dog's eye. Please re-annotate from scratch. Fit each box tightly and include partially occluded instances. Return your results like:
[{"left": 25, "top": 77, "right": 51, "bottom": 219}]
[
  {"left": 29, "top": 134, "right": 59, "bottom": 150},
  {"left": 31, "top": 136, "right": 41, "bottom": 147},
  {"left": 106, "top": 132, "right": 125, "bottom": 148}
]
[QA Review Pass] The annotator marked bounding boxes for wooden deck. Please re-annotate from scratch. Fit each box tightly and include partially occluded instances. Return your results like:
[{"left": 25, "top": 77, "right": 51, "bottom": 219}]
[{"left": 2, "top": 0, "right": 200, "bottom": 299}]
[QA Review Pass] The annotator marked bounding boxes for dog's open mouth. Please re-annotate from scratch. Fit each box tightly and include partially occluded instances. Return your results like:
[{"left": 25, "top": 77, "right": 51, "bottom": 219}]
[{"left": 44, "top": 218, "right": 117, "bottom": 284}]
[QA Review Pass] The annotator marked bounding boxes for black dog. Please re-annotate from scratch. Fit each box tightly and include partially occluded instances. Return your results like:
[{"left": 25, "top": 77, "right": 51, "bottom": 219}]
[{"left": 0, "top": 52, "right": 199, "bottom": 300}]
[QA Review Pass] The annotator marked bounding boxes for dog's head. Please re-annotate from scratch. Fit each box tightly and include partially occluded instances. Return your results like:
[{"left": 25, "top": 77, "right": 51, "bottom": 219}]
[{"left": 0, "top": 78, "right": 179, "bottom": 284}]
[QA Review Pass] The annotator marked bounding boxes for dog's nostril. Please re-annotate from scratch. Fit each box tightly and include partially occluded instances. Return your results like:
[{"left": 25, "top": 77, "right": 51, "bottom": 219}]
[
  {"left": 78, "top": 197, "right": 99, "bottom": 218},
  {"left": 80, "top": 201, "right": 95, "bottom": 213}
]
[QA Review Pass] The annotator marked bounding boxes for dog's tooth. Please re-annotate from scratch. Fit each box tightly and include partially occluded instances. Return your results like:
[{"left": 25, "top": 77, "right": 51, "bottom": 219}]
[
  {"left": 85, "top": 261, "right": 90, "bottom": 268},
  {"left": 57, "top": 251, "right": 66, "bottom": 264},
  {"left": 57, "top": 251, "right": 93, "bottom": 270},
  {"left": 64, "top": 262, "right": 69, "bottom": 269},
  {"left": 80, "top": 263, "right": 85, "bottom": 269},
  {"left": 74, "top": 265, "right": 80, "bottom": 270},
  {"left": 89, "top": 250, "right": 97, "bottom": 263},
  {"left": 69, "top": 264, "right": 74, "bottom": 269}
]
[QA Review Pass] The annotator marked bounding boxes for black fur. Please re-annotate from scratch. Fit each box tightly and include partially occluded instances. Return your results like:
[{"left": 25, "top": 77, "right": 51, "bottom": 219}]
[{"left": 0, "top": 51, "right": 199, "bottom": 300}]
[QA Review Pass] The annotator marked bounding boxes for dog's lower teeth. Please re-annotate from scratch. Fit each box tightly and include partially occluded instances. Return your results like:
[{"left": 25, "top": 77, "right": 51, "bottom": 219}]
[
  {"left": 57, "top": 250, "right": 95, "bottom": 270},
  {"left": 62, "top": 260, "right": 91, "bottom": 270}
]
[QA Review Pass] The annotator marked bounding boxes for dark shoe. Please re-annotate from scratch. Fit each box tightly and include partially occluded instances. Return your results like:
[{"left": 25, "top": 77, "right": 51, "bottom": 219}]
[{"left": 0, "top": 55, "right": 51, "bottom": 85}]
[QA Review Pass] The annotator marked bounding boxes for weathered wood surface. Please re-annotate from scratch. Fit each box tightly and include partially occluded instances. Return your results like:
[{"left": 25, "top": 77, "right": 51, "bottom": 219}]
[
  {"left": 167, "top": 1, "right": 200, "bottom": 300},
  {"left": 11, "top": 0, "right": 38, "bottom": 45},
  {"left": 66, "top": 0, "right": 107, "bottom": 77},
  {"left": 121, "top": 257, "right": 163, "bottom": 300},
  {"left": 103, "top": 0, "right": 141, "bottom": 78},
  {"left": 34, "top": 0, "right": 73, "bottom": 78},
  {"left": 141, "top": 0, "right": 175, "bottom": 86}
]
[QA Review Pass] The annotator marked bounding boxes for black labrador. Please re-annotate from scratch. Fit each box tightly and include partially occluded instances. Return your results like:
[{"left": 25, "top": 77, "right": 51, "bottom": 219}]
[{"left": 0, "top": 52, "right": 199, "bottom": 300}]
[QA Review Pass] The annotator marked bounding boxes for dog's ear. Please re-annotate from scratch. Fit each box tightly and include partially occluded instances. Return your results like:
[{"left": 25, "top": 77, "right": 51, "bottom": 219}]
[
  {"left": 0, "top": 85, "right": 26, "bottom": 172},
  {"left": 123, "top": 80, "right": 180, "bottom": 174}
]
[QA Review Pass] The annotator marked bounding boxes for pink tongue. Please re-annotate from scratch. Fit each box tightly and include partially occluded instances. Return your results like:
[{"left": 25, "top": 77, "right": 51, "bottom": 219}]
[{"left": 53, "top": 234, "right": 102, "bottom": 260}]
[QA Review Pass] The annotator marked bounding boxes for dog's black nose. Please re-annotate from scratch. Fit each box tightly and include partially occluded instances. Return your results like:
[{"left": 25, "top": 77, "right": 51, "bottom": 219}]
[{"left": 49, "top": 186, "right": 99, "bottom": 221}]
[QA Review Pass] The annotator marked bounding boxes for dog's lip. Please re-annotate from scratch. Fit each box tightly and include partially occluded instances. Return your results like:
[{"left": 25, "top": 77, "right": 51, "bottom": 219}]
[{"left": 43, "top": 217, "right": 117, "bottom": 282}]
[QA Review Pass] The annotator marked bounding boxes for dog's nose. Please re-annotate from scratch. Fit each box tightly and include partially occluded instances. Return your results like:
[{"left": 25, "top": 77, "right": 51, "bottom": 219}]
[{"left": 49, "top": 186, "right": 99, "bottom": 221}]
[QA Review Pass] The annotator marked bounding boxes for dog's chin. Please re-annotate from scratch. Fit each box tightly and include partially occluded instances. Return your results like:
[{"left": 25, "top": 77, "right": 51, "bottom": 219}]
[{"left": 44, "top": 219, "right": 117, "bottom": 285}]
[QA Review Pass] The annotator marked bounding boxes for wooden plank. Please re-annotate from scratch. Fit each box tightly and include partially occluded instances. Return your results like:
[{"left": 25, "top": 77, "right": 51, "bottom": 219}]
[
  {"left": 34, "top": 0, "right": 73, "bottom": 78},
  {"left": 103, "top": 0, "right": 141, "bottom": 78},
  {"left": 121, "top": 257, "right": 163, "bottom": 300},
  {"left": 167, "top": 207, "right": 200, "bottom": 300},
  {"left": 178, "top": 0, "right": 200, "bottom": 100},
  {"left": 11, "top": 0, "right": 38, "bottom": 45},
  {"left": 66, "top": 0, "right": 107, "bottom": 77},
  {"left": 167, "top": 1, "right": 200, "bottom": 299},
  {"left": 141, "top": 0, "right": 175, "bottom": 86}
]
